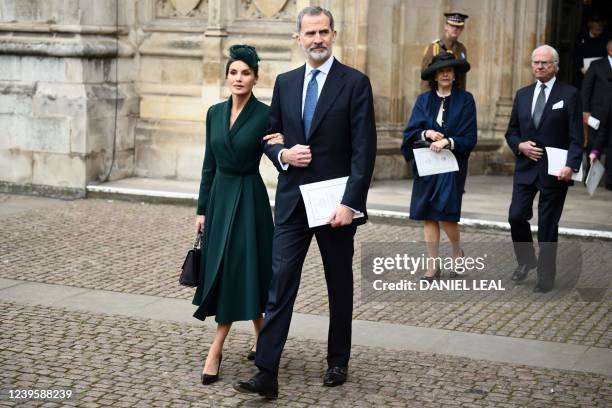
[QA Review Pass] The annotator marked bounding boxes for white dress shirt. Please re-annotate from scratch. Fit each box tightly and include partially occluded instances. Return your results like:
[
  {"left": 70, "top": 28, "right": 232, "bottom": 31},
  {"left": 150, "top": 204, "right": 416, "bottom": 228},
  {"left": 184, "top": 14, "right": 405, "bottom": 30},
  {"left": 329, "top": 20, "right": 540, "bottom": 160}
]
[
  {"left": 531, "top": 76, "right": 556, "bottom": 116},
  {"left": 608, "top": 55, "right": 612, "bottom": 69}
]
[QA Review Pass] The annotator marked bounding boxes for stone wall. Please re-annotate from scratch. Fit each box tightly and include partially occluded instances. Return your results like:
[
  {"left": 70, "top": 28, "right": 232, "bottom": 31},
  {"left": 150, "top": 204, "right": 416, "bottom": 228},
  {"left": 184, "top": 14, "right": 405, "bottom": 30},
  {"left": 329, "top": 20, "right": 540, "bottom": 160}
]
[
  {"left": 0, "top": 0, "right": 138, "bottom": 197},
  {"left": 0, "top": 0, "right": 552, "bottom": 196}
]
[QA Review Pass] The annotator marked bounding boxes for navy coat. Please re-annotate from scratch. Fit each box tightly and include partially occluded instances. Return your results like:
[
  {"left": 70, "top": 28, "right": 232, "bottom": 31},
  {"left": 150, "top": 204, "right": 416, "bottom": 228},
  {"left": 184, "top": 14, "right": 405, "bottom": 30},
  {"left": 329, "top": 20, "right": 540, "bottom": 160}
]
[{"left": 401, "top": 89, "right": 477, "bottom": 221}]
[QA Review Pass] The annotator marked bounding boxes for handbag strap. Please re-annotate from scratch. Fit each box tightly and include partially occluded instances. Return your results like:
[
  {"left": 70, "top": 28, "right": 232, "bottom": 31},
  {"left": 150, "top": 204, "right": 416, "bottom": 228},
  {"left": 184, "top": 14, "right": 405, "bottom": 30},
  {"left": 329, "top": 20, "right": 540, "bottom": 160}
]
[{"left": 193, "top": 233, "right": 201, "bottom": 249}]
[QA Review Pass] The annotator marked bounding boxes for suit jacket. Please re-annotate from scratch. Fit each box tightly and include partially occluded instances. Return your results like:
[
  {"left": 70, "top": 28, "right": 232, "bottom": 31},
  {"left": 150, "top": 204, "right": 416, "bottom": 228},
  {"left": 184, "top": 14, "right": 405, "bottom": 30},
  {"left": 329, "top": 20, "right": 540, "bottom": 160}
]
[
  {"left": 264, "top": 59, "right": 377, "bottom": 226},
  {"left": 594, "top": 102, "right": 612, "bottom": 153},
  {"left": 505, "top": 80, "right": 583, "bottom": 187},
  {"left": 581, "top": 57, "right": 612, "bottom": 117}
]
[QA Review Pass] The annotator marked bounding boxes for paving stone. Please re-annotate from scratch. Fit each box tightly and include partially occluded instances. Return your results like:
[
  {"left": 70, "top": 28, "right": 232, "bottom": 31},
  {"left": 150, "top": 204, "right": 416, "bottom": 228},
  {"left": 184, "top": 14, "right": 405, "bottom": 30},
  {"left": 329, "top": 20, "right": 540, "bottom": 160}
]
[
  {"left": 1, "top": 301, "right": 610, "bottom": 407},
  {"left": 0, "top": 196, "right": 609, "bottom": 348}
]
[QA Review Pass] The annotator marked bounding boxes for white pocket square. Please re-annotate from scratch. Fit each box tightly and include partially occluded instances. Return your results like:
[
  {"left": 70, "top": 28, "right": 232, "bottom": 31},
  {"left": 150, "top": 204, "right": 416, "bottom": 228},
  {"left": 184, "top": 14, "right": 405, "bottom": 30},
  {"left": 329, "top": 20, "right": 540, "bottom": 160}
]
[{"left": 552, "top": 100, "right": 564, "bottom": 110}]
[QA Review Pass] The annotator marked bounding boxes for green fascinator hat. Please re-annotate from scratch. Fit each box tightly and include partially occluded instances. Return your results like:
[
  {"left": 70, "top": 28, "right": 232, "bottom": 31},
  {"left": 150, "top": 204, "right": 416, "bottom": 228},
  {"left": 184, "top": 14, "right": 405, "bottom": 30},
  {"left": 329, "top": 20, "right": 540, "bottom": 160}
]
[{"left": 229, "top": 44, "right": 260, "bottom": 70}]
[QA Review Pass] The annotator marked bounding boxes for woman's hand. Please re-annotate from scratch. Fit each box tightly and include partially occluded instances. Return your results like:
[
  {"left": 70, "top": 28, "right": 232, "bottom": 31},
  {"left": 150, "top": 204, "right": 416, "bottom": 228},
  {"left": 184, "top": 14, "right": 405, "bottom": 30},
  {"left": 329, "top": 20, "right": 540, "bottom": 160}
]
[
  {"left": 589, "top": 152, "right": 598, "bottom": 164},
  {"left": 430, "top": 139, "right": 450, "bottom": 152},
  {"left": 263, "top": 133, "right": 284, "bottom": 145},
  {"left": 195, "top": 215, "right": 205, "bottom": 234},
  {"left": 425, "top": 130, "right": 445, "bottom": 141}
]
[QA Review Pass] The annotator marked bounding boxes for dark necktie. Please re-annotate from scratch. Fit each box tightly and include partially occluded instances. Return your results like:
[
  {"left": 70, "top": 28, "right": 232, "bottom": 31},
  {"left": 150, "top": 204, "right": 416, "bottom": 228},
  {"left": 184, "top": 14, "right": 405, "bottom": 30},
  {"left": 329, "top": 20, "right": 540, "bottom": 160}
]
[
  {"left": 303, "top": 69, "right": 320, "bottom": 140},
  {"left": 532, "top": 83, "right": 546, "bottom": 128}
]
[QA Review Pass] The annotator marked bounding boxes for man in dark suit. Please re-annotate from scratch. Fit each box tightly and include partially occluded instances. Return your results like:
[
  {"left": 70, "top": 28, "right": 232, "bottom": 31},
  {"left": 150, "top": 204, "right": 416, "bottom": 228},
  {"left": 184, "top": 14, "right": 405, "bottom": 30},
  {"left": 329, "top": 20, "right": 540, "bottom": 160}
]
[
  {"left": 234, "top": 6, "right": 376, "bottom": 399},
  {"left": 505, "top": 45, "right": 582, "bottom": 293},
  {"left": 584, "top": 38, "right": 612, "bottom": 189}
]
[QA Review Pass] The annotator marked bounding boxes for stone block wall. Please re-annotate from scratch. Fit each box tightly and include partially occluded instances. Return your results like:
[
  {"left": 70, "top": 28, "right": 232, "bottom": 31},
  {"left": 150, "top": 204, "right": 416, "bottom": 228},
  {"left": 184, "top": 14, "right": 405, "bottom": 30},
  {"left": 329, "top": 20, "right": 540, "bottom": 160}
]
[
  {"left": 0, "top": 0, "right": 553, "bottom": 195},
  {"left": 0, "top": 0, "right": 137, "bottom": 197}
]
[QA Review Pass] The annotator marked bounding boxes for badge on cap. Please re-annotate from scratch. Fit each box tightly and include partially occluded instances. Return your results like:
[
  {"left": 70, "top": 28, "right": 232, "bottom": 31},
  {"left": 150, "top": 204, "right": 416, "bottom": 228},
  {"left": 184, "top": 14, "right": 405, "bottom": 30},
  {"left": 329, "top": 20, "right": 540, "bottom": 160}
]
[{"left": 444, "top": 12, "right": 469, "bottom": 27}]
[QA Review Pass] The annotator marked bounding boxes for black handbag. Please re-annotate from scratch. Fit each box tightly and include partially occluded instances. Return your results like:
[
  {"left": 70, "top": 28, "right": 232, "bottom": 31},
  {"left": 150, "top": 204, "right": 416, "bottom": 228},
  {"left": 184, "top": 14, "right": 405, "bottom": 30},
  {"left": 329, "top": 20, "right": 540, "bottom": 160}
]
[{"left": 179, "top": 233, "right": 202, "bottom": 287}]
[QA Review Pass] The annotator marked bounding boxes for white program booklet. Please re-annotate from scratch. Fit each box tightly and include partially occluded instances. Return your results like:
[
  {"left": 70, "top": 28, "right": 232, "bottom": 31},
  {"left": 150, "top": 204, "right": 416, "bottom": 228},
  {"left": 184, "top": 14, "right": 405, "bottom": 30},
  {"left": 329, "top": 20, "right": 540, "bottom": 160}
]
[
  {"left": 586, "top": 159, "right": 605, "bottom": 196},
  {"left": 583, "top": 57, "right": 602, "bottom": 71},
  {"left": 587, "top": 115, "right": 600, "bottom": 130},
  {"left": 299, "top": 176, "right": 364, "bottom": 228},
  {"left": 413, "top": 148, "right": 459, "bottom": 176},
  {"left": 545, "top": 147, "right": 583, "bottom": 181}
]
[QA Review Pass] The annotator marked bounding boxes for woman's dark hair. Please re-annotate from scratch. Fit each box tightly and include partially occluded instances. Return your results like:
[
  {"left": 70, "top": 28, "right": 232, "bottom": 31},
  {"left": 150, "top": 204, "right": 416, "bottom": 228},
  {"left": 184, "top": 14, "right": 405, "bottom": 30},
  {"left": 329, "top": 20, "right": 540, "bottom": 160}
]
[{"left": 225, "top": 44, "right": 260, "bottom": 78}]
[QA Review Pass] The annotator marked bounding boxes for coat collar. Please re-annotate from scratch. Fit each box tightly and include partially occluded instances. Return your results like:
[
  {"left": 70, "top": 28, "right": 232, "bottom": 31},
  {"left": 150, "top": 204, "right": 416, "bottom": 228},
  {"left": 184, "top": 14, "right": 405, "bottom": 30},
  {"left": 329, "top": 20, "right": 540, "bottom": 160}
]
[
  {"left": 224, "top": 93, "right": 258, "bottom": 138},
  {"left": 221, "top": 93, "right": 258, "bottom": 162}
]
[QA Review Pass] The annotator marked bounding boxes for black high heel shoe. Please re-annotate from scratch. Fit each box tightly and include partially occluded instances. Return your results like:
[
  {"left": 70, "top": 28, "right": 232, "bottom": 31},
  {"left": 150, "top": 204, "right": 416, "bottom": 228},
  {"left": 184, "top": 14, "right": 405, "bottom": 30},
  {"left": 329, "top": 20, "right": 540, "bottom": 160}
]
[
  {"left": 420, "top": 268, "right": 441, "bottom": 283},
  {"left": 449, "top": 249, "right": 465, "bottom": 279},
  {"left": 247, "top": 344, "right": 256, "bottom": 361},
  {"left": 201, "top": 353, "right": 222, "bottom": 385}
]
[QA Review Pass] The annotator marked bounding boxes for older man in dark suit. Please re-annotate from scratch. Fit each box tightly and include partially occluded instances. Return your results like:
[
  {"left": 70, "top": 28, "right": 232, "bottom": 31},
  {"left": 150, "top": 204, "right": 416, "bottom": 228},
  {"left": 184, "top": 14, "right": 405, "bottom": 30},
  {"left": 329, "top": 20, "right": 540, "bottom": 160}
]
[
  {"left": 234, "top": 6, "right": 376, "bottom": 399},
  {"left": 584, "top": 38, "right": 612, "bottom": 189},
  {"left": 505, "top": 45, "right": 583, "bottom": 293}
]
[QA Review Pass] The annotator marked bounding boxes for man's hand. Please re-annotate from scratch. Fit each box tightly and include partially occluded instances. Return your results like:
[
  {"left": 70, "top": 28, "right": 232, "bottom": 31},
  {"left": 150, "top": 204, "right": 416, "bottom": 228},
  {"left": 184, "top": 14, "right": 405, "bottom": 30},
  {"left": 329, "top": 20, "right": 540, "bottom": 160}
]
[
  {"left": 195, "top": 215, "right": 205, "bottom": 234},
  {"left": 425, "top": 130, "right": 445, "bottom": 141},
  {"left": 557, "top": 166, "right": 573, "bottom": 182},
  {"left": 281, "top": 144, "right": 311, "bottom": 167},
  {"left": 583, "top": 112, "right": 591, "bottom": 125},
  {"left": 327, "top": 205, "right": 354, "bottom": 228},
  {"left": 589, "top": 152, "right": 598, "bottom": 164},
  {"left": 430, "top": 139, "right": 450, "bottom": 152},
  {"left": 263, "top": 133, "right": 284, "bottom": 145},
  {"left": 518, "top": 141, "right": 544, "bottom": 161}
]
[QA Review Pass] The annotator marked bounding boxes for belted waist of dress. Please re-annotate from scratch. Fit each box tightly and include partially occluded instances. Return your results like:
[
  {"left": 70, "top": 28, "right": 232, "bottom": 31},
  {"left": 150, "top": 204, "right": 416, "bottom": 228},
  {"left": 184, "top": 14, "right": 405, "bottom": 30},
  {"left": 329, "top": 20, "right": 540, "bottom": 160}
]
[{"left": 217, "top": 167, "right": 258, "bottom": 176}]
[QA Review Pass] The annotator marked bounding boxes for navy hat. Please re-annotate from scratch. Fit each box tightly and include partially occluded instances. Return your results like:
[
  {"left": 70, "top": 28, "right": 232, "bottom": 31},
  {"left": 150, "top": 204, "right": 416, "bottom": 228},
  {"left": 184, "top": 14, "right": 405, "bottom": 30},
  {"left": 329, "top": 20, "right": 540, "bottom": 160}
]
[
  {"left": 421, "top": 52, "right": 470, "bottom": 81},
  {"left": 444, "top": 12, "right": 469, "bottom": 27}
]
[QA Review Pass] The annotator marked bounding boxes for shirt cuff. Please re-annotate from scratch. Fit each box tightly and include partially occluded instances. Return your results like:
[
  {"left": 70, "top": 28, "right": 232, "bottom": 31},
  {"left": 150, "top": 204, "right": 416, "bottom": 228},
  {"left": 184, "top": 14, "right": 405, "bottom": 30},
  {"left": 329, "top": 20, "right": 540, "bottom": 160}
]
[
  {"left": 278, "top": 149, "right": 289, "bottom": 171},
  {"left": 341, "top": 204, "right": 360, "bottom": 214},
  {"left": 421, "top": 130, "right": 427, "bottom": 141},
  {"left": 448, "top": 137, "right": 455, "bottom": 150}
]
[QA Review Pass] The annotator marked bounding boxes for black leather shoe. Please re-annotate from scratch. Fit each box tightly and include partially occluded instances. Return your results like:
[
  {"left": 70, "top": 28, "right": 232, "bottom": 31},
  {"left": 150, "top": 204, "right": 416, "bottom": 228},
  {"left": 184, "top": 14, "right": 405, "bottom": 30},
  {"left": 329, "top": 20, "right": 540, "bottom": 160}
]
[
  {"left": 420, "top": 268, "right": 441, "bottom": 283},
  {"left": 234, "top": 371, "right": 278, "bottom": 399},
  {"left": 246, "top": 345, "right": 256, "bottom": 361},
  {"left": 201, "top": 353, "right": 222, "bottom": 385},
  {"left": 533, "top": 285, "right": 552, "bottom": 293},
  {"left": 449, "top": 249, "right": 465, "bottom": 279},
  {"left": 511, "top": 264, "right": 534, "bottom": 282},
  {"left": 323, "top": 366, "right": 348, "bottom": 387}
]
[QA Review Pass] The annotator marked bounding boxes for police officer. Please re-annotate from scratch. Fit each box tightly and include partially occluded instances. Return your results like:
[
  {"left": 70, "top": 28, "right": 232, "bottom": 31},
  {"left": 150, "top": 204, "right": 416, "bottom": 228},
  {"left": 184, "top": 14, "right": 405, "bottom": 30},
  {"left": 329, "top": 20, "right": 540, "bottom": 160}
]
[{"left": 421, "top": 12, "right": 469, "bottom": 90}]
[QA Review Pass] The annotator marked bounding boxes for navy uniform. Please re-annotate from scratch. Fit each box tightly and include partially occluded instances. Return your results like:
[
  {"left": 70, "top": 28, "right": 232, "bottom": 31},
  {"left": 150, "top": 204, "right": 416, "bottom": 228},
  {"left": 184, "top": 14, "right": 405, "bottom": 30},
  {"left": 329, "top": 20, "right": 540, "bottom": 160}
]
[{"left": 421, "top": 13, "right": 469, "bottom": 91}]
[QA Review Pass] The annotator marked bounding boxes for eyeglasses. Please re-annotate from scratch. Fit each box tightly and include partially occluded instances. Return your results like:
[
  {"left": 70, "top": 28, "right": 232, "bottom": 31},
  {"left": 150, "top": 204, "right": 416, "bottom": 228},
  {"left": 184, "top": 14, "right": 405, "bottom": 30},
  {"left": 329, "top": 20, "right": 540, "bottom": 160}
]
[{"left": 532, "top": 61, "right": 554, "bottom": 66}]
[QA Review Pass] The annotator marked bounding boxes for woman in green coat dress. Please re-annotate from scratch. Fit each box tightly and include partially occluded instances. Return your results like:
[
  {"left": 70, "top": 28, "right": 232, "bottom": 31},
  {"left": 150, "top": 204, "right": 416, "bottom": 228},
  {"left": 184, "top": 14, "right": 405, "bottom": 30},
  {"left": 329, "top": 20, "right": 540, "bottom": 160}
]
[{"left": 192, "top": 45, "right": 282, "bottom": 385}]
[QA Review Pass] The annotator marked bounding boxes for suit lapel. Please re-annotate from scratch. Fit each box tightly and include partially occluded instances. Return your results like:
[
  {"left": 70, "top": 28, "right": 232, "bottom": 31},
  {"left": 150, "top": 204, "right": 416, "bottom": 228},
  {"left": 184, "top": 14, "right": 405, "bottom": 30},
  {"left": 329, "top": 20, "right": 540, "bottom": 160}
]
[
  {"left": 307, "top": 60, "right": 346, "bottom": 140},
  {"left": 290, "top": 65, "right": 307, "bottom": 143},
  {"left": 537, "top": 81, "right": 560, "bottom": 130},
  {"left": 524, "top": 83, "right": 537, "bottom": 131}
]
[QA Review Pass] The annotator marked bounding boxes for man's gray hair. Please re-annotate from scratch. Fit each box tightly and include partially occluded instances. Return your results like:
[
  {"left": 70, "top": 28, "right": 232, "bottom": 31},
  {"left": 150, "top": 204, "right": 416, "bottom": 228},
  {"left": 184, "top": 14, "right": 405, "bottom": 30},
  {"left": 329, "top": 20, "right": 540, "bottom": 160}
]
[
  {"left": 532, "top": 45, "right": 560, "bottom": 73},
  {"left": 296, "top": 6, "right": 335, "bottom": 32}
]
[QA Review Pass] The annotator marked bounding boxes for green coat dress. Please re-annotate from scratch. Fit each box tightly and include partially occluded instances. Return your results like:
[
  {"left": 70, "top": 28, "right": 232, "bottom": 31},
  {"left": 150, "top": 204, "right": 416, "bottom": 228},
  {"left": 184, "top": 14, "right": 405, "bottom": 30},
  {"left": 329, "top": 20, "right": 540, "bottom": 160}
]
[{"left": 192, "top": 94, "right": 273, "bottom": 324}]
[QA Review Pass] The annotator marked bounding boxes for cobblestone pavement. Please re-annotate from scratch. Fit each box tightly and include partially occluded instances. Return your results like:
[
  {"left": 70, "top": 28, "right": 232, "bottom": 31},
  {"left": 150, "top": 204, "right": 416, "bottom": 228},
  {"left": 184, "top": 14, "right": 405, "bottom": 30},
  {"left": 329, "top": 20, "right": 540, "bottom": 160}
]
[
  {"left": 0, "top": 195, "right": 610, "bottom": 348},
  {"left": 1, "top": 301, "right": 611, "bottom": 407}
]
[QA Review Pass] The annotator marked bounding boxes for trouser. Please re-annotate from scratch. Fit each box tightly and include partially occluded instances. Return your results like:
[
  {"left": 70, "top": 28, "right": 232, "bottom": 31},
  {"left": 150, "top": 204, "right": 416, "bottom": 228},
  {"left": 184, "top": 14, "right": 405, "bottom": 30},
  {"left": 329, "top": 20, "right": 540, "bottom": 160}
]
[
  {"left": 508, "top": 179, "right": 568, "bottom": 289},
  {"left": 255, "top": 202, "right": 357, "bottom": 375}
]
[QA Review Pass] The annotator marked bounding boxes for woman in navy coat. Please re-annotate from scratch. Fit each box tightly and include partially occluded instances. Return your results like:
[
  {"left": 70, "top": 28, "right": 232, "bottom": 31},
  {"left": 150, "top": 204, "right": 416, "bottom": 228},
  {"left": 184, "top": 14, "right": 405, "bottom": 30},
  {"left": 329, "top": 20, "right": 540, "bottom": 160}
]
[{"left": 401, "top": 52, "right": 477, "bottom": 281}]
